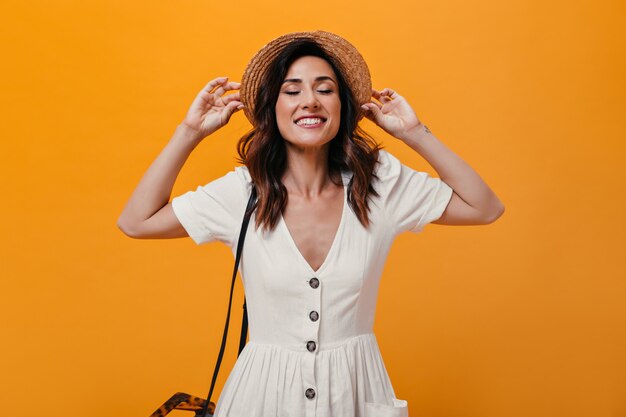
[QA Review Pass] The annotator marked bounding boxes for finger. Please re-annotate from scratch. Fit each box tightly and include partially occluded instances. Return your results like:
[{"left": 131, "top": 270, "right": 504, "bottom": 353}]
[
  {"left": 377, "top": 89, "right": 390, "bottom": 103},
  {"left": 224, "top": 100, "right": 242, "bottom": 111},
  {"left": 226, "top": 81, "right": 241, "bottom": 88},
  {"left": 224, "top": 100, "right": 244, "bottom": 120},
  {"left": 380, "top": 88, "right": 399, "bottom": 101},
  {"left": 363, "top": 100, "right": 382, "bottom": 110},
  {"left": 221, "top": 81, "right": 242, "bottom": 92},
  {"left": 212, "top": 81, "right": 242, "bottom": 98},
  {"left": 213, "top": 85, "right": 226, "bottom": 97},
  {"left": 360, "top": 104, "right": 377, "bottom": 122},
  {"left": 371, "top": 89, "right": 388, "bottom": 105},
  {"left": 223, "top": 92, "right": 241, "bottom": 103},
  {"left": 361, "top": 103, "right": 380, "bottom": 120},
  {"left": 201, "top": 77, "right": 229, "bottom": 94}
]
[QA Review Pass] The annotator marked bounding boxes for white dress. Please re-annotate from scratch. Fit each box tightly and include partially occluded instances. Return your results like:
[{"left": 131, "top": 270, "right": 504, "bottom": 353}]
[{"left": 171, "top": 149, "right": 453, "bottom": 417}]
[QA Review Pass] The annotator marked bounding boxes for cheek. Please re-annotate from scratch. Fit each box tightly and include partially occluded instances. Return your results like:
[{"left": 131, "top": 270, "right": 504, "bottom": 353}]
[
  {"left": 330, "top": 97, "right": 341, "bottom": 115},
  {"left": 275, "top": 103, "right": 294, "bottom": 135},
  {"left": 330, "top": 101, "right": 342, "bottom": 123},
  {"left": 275, "top": 99, "right": 294, "bottom": 118},
  {"left": 274, "top": 103, "right": 287, "bottom": 126}
]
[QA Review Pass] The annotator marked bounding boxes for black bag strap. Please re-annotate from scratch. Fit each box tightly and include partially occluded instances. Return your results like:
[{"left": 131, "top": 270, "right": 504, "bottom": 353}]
[{"left": 200, "top": 185, "right": 257, "bottom": 417}]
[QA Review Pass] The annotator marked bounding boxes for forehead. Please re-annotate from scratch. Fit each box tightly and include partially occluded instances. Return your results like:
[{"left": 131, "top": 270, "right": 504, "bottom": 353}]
[{"left": 284, "top": 55, "right": 337, "bottom": 80}]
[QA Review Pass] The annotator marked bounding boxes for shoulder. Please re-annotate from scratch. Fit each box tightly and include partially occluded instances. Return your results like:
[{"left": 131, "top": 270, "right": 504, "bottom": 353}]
[
  {"left": 372, "top": 148, "right": 405, "bottom": 192},
  {"left": 170, "top": 164, "right": 253, "bottom": 247},
  {"left": 374, "top": 149, "right": 401, "bottom": 177},
  {"left": 172, "top": 164, "right": 253, "bottom": 214},
  {"left": 204, "top": 164, "right": 253, "bottom": 197},
  {"left": 370, "top": 148, "right": 450, "bottom": 205},
  {"left": 233, "top": 164, "right": 252, "bottom": 185},
  {"left": 230, "top": 164, "right": 253, "bottom": 196},
  {"left": 369, "top": 149, "right": 454, "bottom": 234}
]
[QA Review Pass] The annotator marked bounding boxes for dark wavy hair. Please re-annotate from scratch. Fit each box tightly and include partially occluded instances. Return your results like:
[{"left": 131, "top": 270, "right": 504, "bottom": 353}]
[{"left": 236, "top": 39, "right": 382, "bottom": 233}]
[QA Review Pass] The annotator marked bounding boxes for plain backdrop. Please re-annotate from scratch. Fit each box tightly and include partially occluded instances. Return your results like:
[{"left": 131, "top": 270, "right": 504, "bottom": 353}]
[{"left": 1, "top": 0, "right": 624, "bottom": 416}]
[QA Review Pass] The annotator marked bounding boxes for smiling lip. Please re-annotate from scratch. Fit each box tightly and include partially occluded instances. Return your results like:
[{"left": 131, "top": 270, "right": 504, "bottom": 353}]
[
  {"left": 296, "top": 120, "right": 325, "bottom": 129},
  {"left": 294, "top": 116, "right": 327, "bottom": 129},
  {"left": 294, "top": 114, "right": 326, "bottom": 122}
]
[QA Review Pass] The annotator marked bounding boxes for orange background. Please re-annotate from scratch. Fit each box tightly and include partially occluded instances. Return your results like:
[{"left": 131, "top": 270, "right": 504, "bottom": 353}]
[{"left": 1, "top": 0, "right": 625, "bottom": 416}]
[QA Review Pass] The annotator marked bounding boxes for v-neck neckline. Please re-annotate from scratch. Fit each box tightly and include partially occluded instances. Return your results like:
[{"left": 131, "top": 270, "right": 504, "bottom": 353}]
[{"left": 279, "top": 171, "right": 348, "bottom": 275}]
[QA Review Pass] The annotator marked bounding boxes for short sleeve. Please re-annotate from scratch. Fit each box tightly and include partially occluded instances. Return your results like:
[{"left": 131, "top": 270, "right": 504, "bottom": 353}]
[
  {"left": 374, "top": 149, "right": 453, "bottom": 235},
  {"left": 171, "top": 166, "right": 252, "bottom": 247}
]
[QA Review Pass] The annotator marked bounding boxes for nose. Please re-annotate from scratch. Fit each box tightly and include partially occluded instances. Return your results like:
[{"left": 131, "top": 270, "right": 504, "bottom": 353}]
[{"left": 300, "top": 88, "right": 320, "bottom": 109}]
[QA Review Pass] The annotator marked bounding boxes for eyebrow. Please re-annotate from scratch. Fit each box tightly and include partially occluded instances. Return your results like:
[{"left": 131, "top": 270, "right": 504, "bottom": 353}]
[{"left": 282, "top": 76, "right": 337, "bottom": 85}]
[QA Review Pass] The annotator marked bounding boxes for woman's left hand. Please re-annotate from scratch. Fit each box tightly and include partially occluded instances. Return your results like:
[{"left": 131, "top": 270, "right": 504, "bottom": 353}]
[{"left": 361, "top": 88, "right": 424, "bottom": 142}]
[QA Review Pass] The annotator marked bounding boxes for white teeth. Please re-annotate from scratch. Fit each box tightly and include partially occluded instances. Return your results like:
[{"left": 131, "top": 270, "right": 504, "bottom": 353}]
[{"left": 296, "top": 118, "right": 324, "bottom": 126}]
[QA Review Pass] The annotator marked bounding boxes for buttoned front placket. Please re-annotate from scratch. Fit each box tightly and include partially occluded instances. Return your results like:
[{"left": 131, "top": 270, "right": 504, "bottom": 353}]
[{"left": 303, "top": 276, "right": 321, "bottom": 415}]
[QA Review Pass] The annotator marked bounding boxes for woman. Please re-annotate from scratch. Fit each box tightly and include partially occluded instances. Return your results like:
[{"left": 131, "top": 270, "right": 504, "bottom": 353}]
[{"left": 118, "top": 31, "right": 504, "bottom": 417}]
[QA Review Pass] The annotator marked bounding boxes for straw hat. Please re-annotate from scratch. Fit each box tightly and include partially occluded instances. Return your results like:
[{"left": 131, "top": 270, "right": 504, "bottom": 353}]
[{"left": 240, "top": 30, "right": 372, "bottom": 124}]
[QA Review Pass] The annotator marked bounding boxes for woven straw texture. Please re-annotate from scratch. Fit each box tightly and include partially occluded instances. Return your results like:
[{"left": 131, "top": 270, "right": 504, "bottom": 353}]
[{"left": 240, "top": 31, "right": 372, "bottom": 124}]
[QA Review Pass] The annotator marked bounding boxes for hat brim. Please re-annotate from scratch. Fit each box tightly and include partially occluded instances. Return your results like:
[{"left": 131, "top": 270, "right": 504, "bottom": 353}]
[{"left": 240, "top": 31, "right": 372, "bottom": 125}]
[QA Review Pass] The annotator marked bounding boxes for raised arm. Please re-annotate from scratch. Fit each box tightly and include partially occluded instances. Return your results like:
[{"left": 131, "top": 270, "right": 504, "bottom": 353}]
[
  {"left": 401, "top": 123, "right": 504, "bottom": 225},
  {"left": 117, "top": 77, "right": 244, "bottom": 239},
  {"left": 361, "top": 87, "right": 505, "bottom": 225}
]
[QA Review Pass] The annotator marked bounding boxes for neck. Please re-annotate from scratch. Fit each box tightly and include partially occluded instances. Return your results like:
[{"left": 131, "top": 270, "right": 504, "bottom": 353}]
[{"left": 282, "top": 142, "right": 337, "bottom": 197}]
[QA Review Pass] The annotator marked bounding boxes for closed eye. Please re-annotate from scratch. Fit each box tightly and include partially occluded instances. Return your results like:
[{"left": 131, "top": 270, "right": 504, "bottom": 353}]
[{"left": 284, "top": 90, "right": 334, "bottom": 95}]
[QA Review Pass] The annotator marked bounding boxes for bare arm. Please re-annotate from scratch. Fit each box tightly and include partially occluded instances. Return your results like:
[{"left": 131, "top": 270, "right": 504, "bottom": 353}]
[
  {"left": 402, "top": 123, "right": 505, "bottom": 225},
  {"left": 117, "top": 77, "right": 244, "bottom": 239},
  {"left": 116, "top": 123, "right": 203, "bottom": 238},
  {"left": 362, "top": 88, "right": 505, "bottom": 225}
]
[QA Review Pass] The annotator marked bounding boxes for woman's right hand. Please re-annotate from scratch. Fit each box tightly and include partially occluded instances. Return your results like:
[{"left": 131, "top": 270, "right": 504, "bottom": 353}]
[{"left": 181, "top": 76, "right": 244, "bottom": 140}]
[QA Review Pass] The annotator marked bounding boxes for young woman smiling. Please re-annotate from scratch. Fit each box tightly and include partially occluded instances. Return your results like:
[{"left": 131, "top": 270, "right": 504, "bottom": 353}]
[{"left": 118, "top": 31, "right": 504, "bottom": 417}]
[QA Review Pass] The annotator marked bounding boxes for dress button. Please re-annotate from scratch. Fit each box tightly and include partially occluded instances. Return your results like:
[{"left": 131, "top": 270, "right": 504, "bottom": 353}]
[
  {"left": 309, "top": 311, "right": 319, "bottom": 321},
  {"left": 305, "top": 388, "right": 316, "bottom": 399},
  {"left": 309, "top": 277, "right": 319, "bottom": 289},
  {"left": 307, "top": 341, "right": 317, "bottom": 352}
]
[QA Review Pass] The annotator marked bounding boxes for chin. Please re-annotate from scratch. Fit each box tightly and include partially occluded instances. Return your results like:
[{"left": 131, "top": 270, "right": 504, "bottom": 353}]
[{"left": 283, "top": 136, "right": 333, "bottom": 149}]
